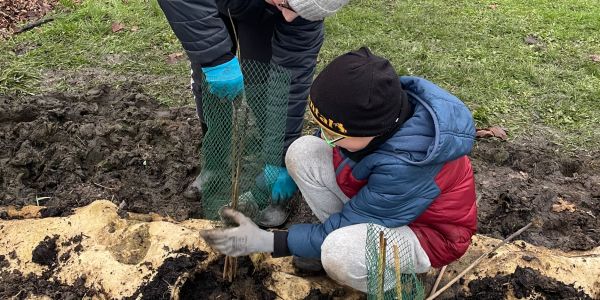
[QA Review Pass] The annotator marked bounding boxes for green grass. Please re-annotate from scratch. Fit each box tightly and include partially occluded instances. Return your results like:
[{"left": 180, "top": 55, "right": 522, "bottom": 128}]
[
  {"left": 321, "top": 0, "right": 600, "bottom": 149},
  {"left": 1, "top": 0, "right": 599, "bottom": 149},
  {"left": 0, "top": 0, "right": 189, "bottom": 104}
]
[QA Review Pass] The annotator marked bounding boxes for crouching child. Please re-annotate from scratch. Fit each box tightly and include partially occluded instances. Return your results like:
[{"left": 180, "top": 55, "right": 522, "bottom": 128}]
[{"left": 201, "top": 47, "right": 477, "bottom": 292}]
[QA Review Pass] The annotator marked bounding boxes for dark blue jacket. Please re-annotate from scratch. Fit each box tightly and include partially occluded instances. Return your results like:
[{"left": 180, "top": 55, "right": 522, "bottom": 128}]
[{"left": 287, "top": 76, "right": 477, "bottom": 259}]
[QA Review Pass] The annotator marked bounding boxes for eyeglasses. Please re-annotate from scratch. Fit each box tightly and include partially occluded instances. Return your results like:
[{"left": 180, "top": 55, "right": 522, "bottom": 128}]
[{"left": 320, "top": 126, "right": 345, "bottom": 147}]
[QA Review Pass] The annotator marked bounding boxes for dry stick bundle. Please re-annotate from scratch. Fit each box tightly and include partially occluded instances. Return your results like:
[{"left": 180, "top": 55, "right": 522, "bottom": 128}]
[
  {"left": 223, "top": 92, "right": 249, "bottom": 282},
  {"left": 222, "top": 10, "right": 244, "bottom": 282},
  {"left": 378, "top": 231, "right": 387, "bottom": 300},
  {"left": 393, "top": 244, "right": 403, "bottom": 300}
]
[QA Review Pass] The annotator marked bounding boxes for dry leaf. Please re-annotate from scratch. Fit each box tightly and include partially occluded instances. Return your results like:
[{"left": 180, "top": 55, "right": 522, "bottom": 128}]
[
  {"left": 489, "top": 126, "right": 507, "bottom": 140},
  {"left": 590, "top": 54, "right": 600, "bottom": 63},
  {"left": 552, "top": 198, "right": 576, "bottom": 213},
  {"left": 476, "top": 130, "right": 493, "bottom": 138},
  {"left": 488, "top": 3, "right": 498, "bottom": 9},
  {"left": 166, "top": 52, "right": 184, "bottom": 64},
  {"left": 111, "top": 22, "right": 125, "bottom": 33},
  {"left": 0, "top": 0, "right": 58, "bottom": 38},
  {"left": 476, "top": 126, "right": 508, "bottom": 140},
  {"left": 130, "top": 26, "right": 139, "bottom": 32}
]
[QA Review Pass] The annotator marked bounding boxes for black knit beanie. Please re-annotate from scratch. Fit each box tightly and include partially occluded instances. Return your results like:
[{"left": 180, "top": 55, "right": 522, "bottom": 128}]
[{"left": 309, "top": 47, "right": 410, "bottom": 137}]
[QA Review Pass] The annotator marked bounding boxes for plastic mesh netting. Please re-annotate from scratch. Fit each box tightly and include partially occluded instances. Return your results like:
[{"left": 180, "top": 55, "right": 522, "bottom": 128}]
[
  {"left": 366, "top": 223, "right": 425, "bottom": 300},
  {"left": 199, "top": 60, "right": 291, "bottom": 221}
]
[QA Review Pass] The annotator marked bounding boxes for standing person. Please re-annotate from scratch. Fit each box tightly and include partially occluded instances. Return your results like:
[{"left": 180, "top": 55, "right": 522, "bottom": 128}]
[
  {"left": 200, "top": 48, "right": 478, "bottom": 288},
  {"left": 157, "top": 0, "right": 350, "bottom": 226}
]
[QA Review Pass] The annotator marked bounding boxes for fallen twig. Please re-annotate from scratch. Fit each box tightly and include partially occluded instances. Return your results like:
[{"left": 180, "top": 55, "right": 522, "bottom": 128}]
[
  {"left": 426, "top": 222, "right": 533, "bottom": 300},
  {"left": 429, "top": 265, "right": 447, "bottom": 298},
  {"left": 93, "top": 182, "right": 115, "bottom": 190},
  {"left": 15, "top": 16, "right": 55, "bottom": 34}
]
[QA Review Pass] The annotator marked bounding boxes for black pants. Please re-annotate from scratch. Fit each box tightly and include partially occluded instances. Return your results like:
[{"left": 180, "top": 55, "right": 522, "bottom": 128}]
[{"left": 190, "top": 4, "right": 324, "bottom": 160}]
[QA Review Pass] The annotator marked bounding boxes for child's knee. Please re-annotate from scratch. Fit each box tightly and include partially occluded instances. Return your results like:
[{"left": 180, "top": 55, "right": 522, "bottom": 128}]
[
  {"left": 285, "top": 135, "right": 328, "bottom": 171},
  {"left": 321, "top": 226, "right": 368, "bottom": 292}
]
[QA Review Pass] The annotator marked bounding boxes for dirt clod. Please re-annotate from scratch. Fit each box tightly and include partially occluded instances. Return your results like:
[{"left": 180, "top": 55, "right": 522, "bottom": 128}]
[
  {"left": 464, "top": 267, "right": 591, "bottom": 299},
  {"left": 31, "top": 235, "right": 59, "bottom": 268},
  {"left": 40, "top": 206, "right": 70, "bottom": 218},
  {"left": 108, "top": 224, "right": 151, "bottom": 265},
  {"left": 178, "top": 256, "right": 277, "bottom": 300},
  {"left": 512, "top": 266, "right": 590, "bottom": 299},
  {"left": 0, "top": 255, "right": 9, "bottom": 269},
  {"left": 521, "top": 255, "right": 535, "bottom": 262},
  {"left": 0, "top": 269, "right": 94, "bottom": 300},
  {"left": 128, "top": 247, "right": 207, "bottom": 300},
  {"left": 465, "top": 274, "right": 510, "bottom": 300}
]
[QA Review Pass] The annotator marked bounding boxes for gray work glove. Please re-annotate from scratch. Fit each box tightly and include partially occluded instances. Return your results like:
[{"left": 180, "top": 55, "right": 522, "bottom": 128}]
[{"left": 200, "top": 208, "right": 274, "bottom": 257}]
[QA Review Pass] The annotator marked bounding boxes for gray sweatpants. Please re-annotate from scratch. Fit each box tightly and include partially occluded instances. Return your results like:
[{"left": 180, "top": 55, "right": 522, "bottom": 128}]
[{"left": 285, "top": 136, "right": 432, "bottom": 292}]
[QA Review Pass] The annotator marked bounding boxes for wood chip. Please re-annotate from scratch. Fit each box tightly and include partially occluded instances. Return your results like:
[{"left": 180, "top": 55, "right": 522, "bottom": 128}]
[{"left": 552, "top": 198, "right": 576, "bottom": 213}]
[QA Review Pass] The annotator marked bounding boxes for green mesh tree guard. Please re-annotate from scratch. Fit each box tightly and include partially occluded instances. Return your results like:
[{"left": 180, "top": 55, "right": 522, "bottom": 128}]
[
  {"left": 366, "top": 223, "right": 425, "bottom": 300},
  {"left": 199, "top": 60, "right": 291, "bottom": 221}
]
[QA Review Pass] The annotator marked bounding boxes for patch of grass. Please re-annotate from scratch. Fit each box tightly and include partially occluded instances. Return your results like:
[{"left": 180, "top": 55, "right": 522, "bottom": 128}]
[
  {"left": 321, "top": 0, "right": 600, "bottom": 149},
  {"left": 0, "top": 0, "right": 189, "bottom": 104},
  {"left": 0, "top": 63, "right": 39, "bottom": 95},
  {"left": 0, "top": 0, "right": 598, "bottom": 149}
]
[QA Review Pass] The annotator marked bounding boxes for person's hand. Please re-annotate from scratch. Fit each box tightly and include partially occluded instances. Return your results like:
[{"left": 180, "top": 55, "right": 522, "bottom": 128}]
[
  {"left": 200, "top": 208, "right": 274, "bottom": 257},
  {"left": 201, "top": 56, "right": 244, "bottom": 100},
  {"left": 263, "top": 164, "right": 297, "bottom": 203},
  {"left": 265, "top": 0, "right": 298, "bottom": 22}
]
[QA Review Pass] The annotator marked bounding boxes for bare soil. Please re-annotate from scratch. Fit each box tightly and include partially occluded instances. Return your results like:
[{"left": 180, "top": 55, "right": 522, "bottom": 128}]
[
  {"left": 462, "top": 266, "right": 591, "bottom": 300},
  {"left": 0, "top": 84, "right": 203, "bottom": 220},
  {"left": 0, "top": 87, "right": 598, "bottom": 299},
  {"left": 178, "top": 256, "right": 278, "bottom": 300},
  {"left": 472, "top": 139, "right": 599, "bottom": 251},
  {"left": 0, "top": 234, "right": 99, "bottom": 300}
]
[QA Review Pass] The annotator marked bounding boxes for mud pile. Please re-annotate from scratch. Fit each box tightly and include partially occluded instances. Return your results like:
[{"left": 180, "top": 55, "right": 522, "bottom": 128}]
[
  {"left": 472, "top": 139, "right": 599, "bottom": 251},
  {"left": 0, "top": 201, "right": 597, "bottom": 299},
  {"left": 0, "top": 85, "right": 202, "bottom": 220},
  {"left": 0, "top": 201, "right": 362, "bottom": 299}
]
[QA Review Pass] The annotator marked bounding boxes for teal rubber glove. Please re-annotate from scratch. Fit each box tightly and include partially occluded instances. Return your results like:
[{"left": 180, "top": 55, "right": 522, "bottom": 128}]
[
  {"left": 263, "top": 164, "right": 297, "bottom": 204},
  {"left": 201, "top": 56, "right": 244, "bottom": 100}
]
